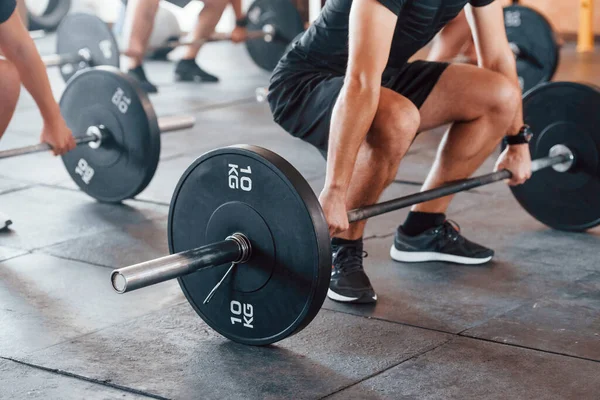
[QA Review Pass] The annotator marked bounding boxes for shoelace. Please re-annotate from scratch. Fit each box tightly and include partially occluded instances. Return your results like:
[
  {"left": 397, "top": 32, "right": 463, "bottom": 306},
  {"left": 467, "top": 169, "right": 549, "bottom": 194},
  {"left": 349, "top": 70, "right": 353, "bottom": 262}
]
[
  {"left": 333, "top": 247, "right": 368, "bottom": 275},
  {"left": 435, "top": 220, "right": 463, "bottom": 243}
]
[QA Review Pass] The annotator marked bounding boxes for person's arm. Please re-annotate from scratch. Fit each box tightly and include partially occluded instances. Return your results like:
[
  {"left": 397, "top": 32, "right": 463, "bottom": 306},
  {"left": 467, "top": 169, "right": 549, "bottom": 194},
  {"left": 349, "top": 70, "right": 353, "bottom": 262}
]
[
  {"left": 0, "top": 11, "right": 60, "bottom": 125},
  {"left": 0, "top": 9, "right": 74, "bottom": 154},
  {"left": 319, "top": 0, "right": 397, "bottom": 235},
  {"left": 465, "top": 2, "right": 522, "bottom": 134},
  {"left": 230, "top": 0, "right": 244, "bottom": 21},
  {"left": 466, "top": 1, "right": 531, "bottom": 185},
  {"left": 229, "top": 0, "right": 247, "bottom": 43},
  {"left": 324, "top": 0, "right": 396, "bottom": 196}
]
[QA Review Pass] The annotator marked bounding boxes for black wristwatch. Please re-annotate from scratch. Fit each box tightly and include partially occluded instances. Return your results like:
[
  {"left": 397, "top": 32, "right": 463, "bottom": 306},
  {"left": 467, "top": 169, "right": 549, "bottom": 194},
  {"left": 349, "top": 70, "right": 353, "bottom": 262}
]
[
  {"left": 236, "top": 16, "right": 248, "bottom": 27},
  {"left": 504, "top": 125, "right": 533, "bottom": 146}
]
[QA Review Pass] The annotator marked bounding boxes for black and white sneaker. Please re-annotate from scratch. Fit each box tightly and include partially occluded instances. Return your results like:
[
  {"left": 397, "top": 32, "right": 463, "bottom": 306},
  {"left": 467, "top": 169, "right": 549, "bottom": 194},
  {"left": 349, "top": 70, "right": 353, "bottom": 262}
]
[
  {"left": 391, "top": 220, "right": 493, "bottom": 265},
  {"left": 328, "top": 240, "right": 377, "bottom": 304},
  {"left": 174, "top": 59, "right": 219, "bottom": 83},
  {"left": 0, "top": 212, "right": 12, "bottom": 230}
]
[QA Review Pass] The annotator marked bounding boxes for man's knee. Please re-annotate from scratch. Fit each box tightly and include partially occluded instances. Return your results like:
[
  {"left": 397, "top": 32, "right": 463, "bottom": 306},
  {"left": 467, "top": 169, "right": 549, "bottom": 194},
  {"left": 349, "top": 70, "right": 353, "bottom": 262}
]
[
  {"left": 371, "top": 90, "right": 420, "bottom": 159},
  {"left": 487, "top": 74, "right": 521, "bottom": 123}
]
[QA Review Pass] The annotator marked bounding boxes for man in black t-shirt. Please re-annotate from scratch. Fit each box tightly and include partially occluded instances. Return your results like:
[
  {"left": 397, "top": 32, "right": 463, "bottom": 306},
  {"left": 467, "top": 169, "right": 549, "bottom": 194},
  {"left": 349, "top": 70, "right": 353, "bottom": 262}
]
[
  {"left": 0, "top": 1, "right": 76, "bottom": 229},
  {"left": 268, "top": 0, "right": 531, "bottom": 304}
]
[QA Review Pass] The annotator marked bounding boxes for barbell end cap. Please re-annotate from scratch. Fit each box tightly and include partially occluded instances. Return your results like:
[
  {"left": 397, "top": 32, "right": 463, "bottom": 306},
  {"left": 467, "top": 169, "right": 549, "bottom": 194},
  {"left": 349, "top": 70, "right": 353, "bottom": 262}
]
[
  {"left": 86, "top": 126, "right": 103, "bottom": 149},
  {"left": 262, "top": 24, "right": 276, "bottom": 36},
  {"left": 549, "top": 144, "right": 576, "bottom": 173},
  {"left": 111, "top": 271, "right": 127, "bottom": 294}
]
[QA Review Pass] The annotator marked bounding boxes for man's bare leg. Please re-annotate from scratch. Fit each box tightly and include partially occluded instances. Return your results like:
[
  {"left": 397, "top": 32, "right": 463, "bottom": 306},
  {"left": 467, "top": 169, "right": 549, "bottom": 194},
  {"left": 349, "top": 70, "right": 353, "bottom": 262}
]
[
  {"left": 337, "top": 88, "right": 420, "bottom": 240},
  {"left": 0, "top": 60, "right": 21, "bottom": 139},
  {"left": 175, "top": 0, "right": 228, "bottom": 83},
  {"left": 327, "top": 88, "right": 420, "bottom": 304},
  {"left": 122, "top": 0, "right": 160, "bottom": 92},
  {"left": 393, "top": 64, "right": 520, "bottom": 264},
  {"left": 415, "top": 64, "right": 519, "bottom": 213}
]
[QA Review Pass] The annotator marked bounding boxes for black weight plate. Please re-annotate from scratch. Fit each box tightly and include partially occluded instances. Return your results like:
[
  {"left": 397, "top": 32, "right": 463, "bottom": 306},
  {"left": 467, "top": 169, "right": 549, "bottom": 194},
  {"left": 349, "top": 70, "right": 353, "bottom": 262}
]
[
  {"left": 28, "top": 0, "right": 72, "bottom": 31},
  {"left": 60, "top": 67, "right": 161, "bottom": 203},
  {"left": 56, "top": 13, "right": 120, "bottom": 83},
  {"left": 169, "top": 145, "right": 331, "bottom": 345},
  {"left": 504, "top": 5, "right": 559, "bottom": 93},
  {"left": 245, "top": 0, "right": 304, "bottom": 71},
  {"left": 511, "top": 82, "right": 600, "bottom": 231}
]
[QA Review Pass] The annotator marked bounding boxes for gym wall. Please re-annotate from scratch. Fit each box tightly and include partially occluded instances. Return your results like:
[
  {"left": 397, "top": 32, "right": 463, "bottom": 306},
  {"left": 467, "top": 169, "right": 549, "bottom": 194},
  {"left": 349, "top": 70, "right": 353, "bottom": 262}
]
[{"left": 503, "top": 0, "right": 599, "bottom": 35}]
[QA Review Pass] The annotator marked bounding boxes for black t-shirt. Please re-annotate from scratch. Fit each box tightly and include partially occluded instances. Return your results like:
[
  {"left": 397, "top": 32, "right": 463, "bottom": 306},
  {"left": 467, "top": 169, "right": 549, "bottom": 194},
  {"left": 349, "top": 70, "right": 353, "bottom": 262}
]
[
  {"left": 291, "top": 0, "right": 494, "bottom": 73},
  {"left": 0, "top": 0, "right": 16, "bottom": 24}
]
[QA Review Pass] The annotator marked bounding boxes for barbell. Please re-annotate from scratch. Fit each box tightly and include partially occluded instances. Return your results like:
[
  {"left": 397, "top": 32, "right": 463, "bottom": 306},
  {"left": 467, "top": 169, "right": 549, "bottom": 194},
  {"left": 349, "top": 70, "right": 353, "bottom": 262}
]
[
  {"left": 0, "top": 67, "right": 195, "bottom": 202},
  {"left": 41, "top": 0, "right": 303, "bottom": 83},
  {"left": 110, "top": 81, "right": 600, "bottom": 345}
]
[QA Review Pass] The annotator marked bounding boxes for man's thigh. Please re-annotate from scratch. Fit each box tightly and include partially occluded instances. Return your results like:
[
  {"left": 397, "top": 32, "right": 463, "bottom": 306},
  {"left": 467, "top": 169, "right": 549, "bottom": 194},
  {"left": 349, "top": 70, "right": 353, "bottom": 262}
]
[{"left": 418, "top": 63, "right": 512, "bottom": 132}]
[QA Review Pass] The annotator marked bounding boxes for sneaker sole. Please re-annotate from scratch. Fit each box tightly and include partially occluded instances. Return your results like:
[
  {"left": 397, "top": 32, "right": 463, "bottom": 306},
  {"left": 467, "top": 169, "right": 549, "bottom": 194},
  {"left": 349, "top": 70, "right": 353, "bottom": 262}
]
[
  {"left": 390, "top": 245, "right": 492, "bottom": 265},
  {"left": 327, "top": 289, "right": 377, "bottom": 304},
  {"left": 174, "top": 74, "right": 219, "bottom": 83}
]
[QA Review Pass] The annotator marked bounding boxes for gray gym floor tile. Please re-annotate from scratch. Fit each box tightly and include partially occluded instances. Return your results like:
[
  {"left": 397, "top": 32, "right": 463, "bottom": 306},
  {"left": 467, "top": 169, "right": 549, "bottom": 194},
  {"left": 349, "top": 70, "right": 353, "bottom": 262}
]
[
  {"left": 327, "top": 337, "right": 600, "bottom": 400},
  {"left": 463, "top": 271, "right": 600, "bottom": 361},
  {"left": 0, "top": 246, "right": 28, "bottom": 262},
  {"left": 0, "top": 150, "right": 72, "bottom": 186},
  {"left": 41, "top": 217, "right": 169, "bottom": 268},
  {"left": 0, "top": 253, "right": 183, "bottom": 357},
  {"left": 0, "top": 186, "right": 166, "bottom": 250},
  {"left": 449, "top": 189, "right": 600, "bottom": 268},
  {"left": 322, "top": 233, "right": 594, "bottom": 333},
  {"left": 0, "top": 359, "right": 151, "bottom": 400},
  {"left": 0, "top": 176, "right": 31, "bottom": 195},
  {"left": 19, "top": 305, "right": 449, "bottom": 400}
]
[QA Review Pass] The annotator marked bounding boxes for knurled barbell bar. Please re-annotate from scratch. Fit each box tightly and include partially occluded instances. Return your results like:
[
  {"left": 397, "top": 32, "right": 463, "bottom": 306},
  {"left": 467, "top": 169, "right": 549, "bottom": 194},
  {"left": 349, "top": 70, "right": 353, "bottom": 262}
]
[
  {"left": 109, "top": 81, "right": 600, "bottom": 346},
  {"left": 0, "top": 66, "right": 195, "bottom": 202},
  {"left": 43, "top": 0, "right": 303, "bottom": 83}
]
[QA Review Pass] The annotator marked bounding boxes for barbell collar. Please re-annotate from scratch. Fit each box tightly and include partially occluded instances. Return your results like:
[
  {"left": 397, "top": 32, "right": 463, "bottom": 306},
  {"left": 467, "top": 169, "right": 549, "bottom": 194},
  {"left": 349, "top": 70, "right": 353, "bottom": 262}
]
[
  {"left": 111, "top": 233, "right": 252, "bottom": 294},
  {"left": 347, "top": 151, "right": 573, "bottom": 224}
]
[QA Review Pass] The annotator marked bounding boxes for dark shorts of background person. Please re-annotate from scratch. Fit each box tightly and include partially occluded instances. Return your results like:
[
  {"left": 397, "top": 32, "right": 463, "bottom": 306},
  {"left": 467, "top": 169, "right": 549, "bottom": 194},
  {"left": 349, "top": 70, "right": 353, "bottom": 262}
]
[
  {"left": 0, "top": 0, "right": 16, "bottom": 24},
  {"left": 268, "top": 50, "right": 449, "bottom": 157}
]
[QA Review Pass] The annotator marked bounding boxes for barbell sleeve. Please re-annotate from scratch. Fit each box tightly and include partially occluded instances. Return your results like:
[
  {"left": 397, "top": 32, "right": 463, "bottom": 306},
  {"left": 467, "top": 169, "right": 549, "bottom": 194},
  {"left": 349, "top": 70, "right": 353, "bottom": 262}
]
[
  {"left": 42, "top": 51, "right": 87, "bottom": 68},
  {"left": 157, "top": 115, "right": 196, "bottom": 133},
  {"left": 111, "top": 233, "right": 251, "bottom": 294},
  {"left": 347, "top": 152, "right": 572, "bottom": 223}
]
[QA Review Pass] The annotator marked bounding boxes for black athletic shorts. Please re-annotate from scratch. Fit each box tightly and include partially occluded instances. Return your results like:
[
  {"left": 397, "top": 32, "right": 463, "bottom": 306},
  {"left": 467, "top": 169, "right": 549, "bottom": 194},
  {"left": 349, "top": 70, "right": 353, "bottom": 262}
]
[
  {"left": 268, "top": 50, "right": 449, "bottom": 154},
  {"left": 0, "top": 0, "right": 16, "bottom": 24}
]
